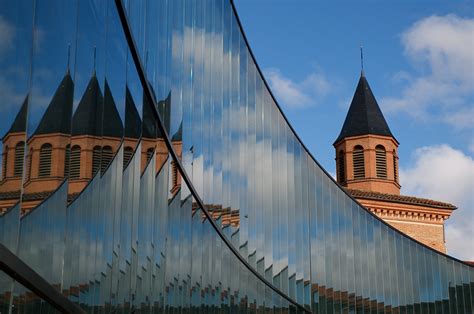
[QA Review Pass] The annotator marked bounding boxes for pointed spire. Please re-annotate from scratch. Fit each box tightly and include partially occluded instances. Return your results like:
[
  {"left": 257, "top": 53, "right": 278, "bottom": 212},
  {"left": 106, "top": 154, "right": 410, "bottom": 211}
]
[{"left": 334, "top": 73, "right": 397, "bottom": 145}]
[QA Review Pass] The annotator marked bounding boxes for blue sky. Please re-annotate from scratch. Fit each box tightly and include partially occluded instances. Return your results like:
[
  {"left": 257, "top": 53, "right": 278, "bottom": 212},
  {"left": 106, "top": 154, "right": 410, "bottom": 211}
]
[{"left": 235, "top": 0, "right": 474, "bottom": 260}]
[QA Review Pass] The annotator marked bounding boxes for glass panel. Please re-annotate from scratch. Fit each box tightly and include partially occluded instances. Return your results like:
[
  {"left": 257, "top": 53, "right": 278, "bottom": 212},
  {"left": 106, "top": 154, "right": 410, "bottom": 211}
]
[{"left": 1, "top": 1, "right": 473, "bottom": 313}]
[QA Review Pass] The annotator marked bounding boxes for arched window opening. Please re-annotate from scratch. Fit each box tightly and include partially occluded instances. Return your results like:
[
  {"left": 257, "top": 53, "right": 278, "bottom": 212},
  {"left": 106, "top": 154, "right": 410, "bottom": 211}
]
[
  {"left": 38, "top": 143, "right": 52, "bottom": 177},
  {"left": 146, "top": 148, "right": 154, "bottom": 163},
  {"left": 70, "top": 145, "right": 81, "bottom": 179},
  {"left": 2, "top": 146, "right": 7, "bottom": 179},
  {"left": 393, "top": 150, "right": 398, "bottom": 182},
  {"left": 375, "top": 145, "right": 387, "bottom": 178},
  {"left": 64, "top": 145, "right": 70, "bottom": 178},
  {"left": 338, "top": 150, "right": 345, "bottom": 184},
  {"left": 14, "top": 141, "right": 25, "bottom": 177},
  {"left": 92, "top": 146, "right": 101, "bottom": 176},
  {"left": 123, "top": 146, "right": 133, "bottom": 168},
  {"left": 101, "top": 146, "right": 113, "bottom": 173},
  {"left": 352, "top": 145, "right": 365, "bottom": 179}
]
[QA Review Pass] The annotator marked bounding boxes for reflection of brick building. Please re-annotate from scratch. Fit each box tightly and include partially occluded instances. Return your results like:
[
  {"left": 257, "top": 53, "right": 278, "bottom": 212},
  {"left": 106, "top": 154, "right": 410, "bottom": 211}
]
[
  {"left": 334, "top": 72, "right": 455, "bottom": 253},
  {"left": 0, "top": 69, "right": 180, "bottom": 214}
]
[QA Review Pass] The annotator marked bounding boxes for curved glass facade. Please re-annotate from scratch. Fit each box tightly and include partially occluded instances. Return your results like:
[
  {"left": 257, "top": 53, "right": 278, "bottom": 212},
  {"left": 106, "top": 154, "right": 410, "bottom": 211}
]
[{"left": 0, "top": 0, "right": 472, "bottom": 313}]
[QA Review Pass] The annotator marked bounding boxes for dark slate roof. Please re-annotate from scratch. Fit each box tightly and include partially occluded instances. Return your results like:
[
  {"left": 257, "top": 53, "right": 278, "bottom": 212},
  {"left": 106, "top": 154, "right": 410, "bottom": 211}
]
[
  {"left": 4, "top": 95, "right": 28, "bottom": 137},
  {"left": 71, "top": 76, "right": 123, "bottom": 138},
  {"left": 34, "top": 72, "right": 74, "bottom": 135},
  {"left": 124, "top": 86, "right": 142, "bottom": 139},
  {"left": 334, "top": 73, "right": 396, "bottom": 145},
  {"left": 346, "top": 188, "right": 457, "bottom": 210},
  {"left": 102, "top": 80, "right": 123, "bottom": 138}
]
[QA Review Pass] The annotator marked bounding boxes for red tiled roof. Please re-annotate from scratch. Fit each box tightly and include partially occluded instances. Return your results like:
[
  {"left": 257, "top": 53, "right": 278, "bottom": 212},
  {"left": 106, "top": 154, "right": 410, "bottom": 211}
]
[{"left": 346, "top": 188, "right": 457, "bottom": 210}]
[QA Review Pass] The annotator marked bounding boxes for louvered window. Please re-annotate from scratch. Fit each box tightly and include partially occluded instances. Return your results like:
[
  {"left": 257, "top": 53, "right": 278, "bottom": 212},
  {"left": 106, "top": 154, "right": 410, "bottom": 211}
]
[
  {"left": 101, "top": 146, "right": 113, "bottom": 173},
  {"left": 64, "top": 145, "right": 70, "bottom": 177},
  {"left": 123, "top": 146, "right": 133, "bottom": 168},
  {"left": 338, "top": 150, "right": 345, "bottom": 184},
  {"left": 375, "top": 145, "right": 387, "bottom": 178},
  {"left": 92, "top": 146, "right": 101, "bottom": 176},
  {"left": 70, "top": 145, "right": 81, "bottom": 179},
  {"left": 2, "top": 146, "right": 7, "bottom": 179},
  {"left": 393, "top": 151, "right": 398, "bottom": 182},
  {"left": 38, "top": 143, "right": 52, "bottom": 177},
  {"left": 352, "top": 146, "right": 365, "bottom": 179},
  {"left": 146, "top": 148, "right": 154, "bottom": 163},
  {"left": 14, "top": 141, "right": 25, "bottom": 177}
]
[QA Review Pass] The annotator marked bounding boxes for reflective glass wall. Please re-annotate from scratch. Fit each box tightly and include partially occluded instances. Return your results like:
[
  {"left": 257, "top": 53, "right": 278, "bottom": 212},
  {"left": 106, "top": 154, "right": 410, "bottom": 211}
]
[{"left": 0, "top": 0, "right": 472, "bottom": 313}]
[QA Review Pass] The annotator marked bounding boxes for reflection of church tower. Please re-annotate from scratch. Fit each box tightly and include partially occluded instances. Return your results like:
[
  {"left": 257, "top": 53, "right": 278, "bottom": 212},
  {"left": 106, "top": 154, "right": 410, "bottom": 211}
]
[
  {"left": 334, "top": 71, "right": 400, "bottom": 195},
  {"left": 335, "top": 70, "right": 456, "bottom": 253}
]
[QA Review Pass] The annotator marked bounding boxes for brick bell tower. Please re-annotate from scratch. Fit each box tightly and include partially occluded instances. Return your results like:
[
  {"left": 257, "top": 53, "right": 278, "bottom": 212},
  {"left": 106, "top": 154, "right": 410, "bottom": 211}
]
[{"left": 334, "top": 70, "right": 400, "bottom": 195}]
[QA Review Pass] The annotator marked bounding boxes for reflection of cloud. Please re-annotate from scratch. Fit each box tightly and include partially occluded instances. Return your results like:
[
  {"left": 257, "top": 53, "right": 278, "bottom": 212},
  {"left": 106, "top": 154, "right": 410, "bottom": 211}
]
[
  {"left": 400, "top": 144, "right": 474, "bottom": 260},
  {"left": 0, "top": 16, "right": 15, "bottom": 57},
  {"left": 0, "top": 72, "right": 25, "bottom": 113},
  {"left": 381, "top": 15, "right": 474, "bottom": 129},
  {"left": 264, "top": 68, "right": 330, "bottom": 108}
]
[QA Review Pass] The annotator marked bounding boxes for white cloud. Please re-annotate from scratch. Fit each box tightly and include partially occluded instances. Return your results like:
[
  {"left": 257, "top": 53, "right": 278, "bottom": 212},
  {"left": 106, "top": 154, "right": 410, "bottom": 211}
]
[
  {"left": 382, "top": 15, "right": 474, "bottom": 128},
  {"left": 264, "top": 67, "right": 330, "bottom": 108},
  {"left": 400, "top": 144, "right": 474, "bottom": 260}
]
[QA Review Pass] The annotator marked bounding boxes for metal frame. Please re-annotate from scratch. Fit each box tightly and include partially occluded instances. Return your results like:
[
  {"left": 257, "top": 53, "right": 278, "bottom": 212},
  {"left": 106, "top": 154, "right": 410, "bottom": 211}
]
[
  {"left": 114, "top": 0, "right": 311, "bottom": 311},
  {"left": 0, "top": 243, "right": 85, "bottom": 314}
]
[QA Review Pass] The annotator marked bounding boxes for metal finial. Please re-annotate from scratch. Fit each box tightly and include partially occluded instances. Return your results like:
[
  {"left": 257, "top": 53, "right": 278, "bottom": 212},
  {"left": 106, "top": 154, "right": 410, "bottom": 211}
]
[{"left": 360, "top": 45, "right": 365, "bottom": 76}]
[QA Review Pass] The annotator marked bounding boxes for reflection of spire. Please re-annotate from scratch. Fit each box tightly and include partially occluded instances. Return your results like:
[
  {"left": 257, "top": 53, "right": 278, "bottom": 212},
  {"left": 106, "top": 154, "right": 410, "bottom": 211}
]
[
  {"left": 102, "top": 79, "right": 123, "bottom": 138},
  {"left": 67, "top": 44, "right": 71, "bottom": 74},
  {"left": 142, "top": 83, "right": 158, "bottom": 139},
  {"left": 2, "top": 95, "right": 28, "bottom": 139},
  {"left": 93, "top": 46, "right": 97, "bottom": 75},
  {"left": 34, "top": 72, "right": 74, "bottom": 135},
  {"left": 171, "top": 122, "right": 182, "bottom": 142},
  {"left": 72, "top": 74, "right": 103, "bottom": 136},
  {"left": 124, "top": 86, "right": 141, "bottom": 139}
]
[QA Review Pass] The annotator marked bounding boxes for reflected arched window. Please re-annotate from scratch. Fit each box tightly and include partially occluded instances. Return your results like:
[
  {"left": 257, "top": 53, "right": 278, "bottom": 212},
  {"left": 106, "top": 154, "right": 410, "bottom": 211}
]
[
  {"left": 26, "top": 148, "right": 32, "bottom": 181},
  {"left": 352, "top": 145, "right": 365, "bottom": 179},
  {"left": 123, "top": 146, "right": 133, "bottom": 168},
  {"left": 64, "top": 145, "right": 70, "bottom": 178},
  {"left": 2, "top": 145, "right": 7, "bottom": 179},
  {"left": 393, "top": 150, "right": 398, "bottom": 182},
  {"left": 14, "top": 141, "right": 25, "bottom": 177},
  {"left": 101, "top": 146, "right": 113, "bottom": 173},
  {"left": 146, "top": 148, "right": 154, "bottom": 163},
  {"left": 70, "top": 145, "right": 81, "bottom": 179},
  {"left": 338, "top": 150, "right": 345, "bottom": 184},
  {"left": 38, "top": 143, "right": 52, "bottom": 177},
  {"left": 171, "top": 160, "right": 178, "bottom": 188},
  {"left": 375, "top": 145, "right": 387, "bottom": 178},
  {"left": 92, "top": 146, "right": 101, "bottom": 175}
]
